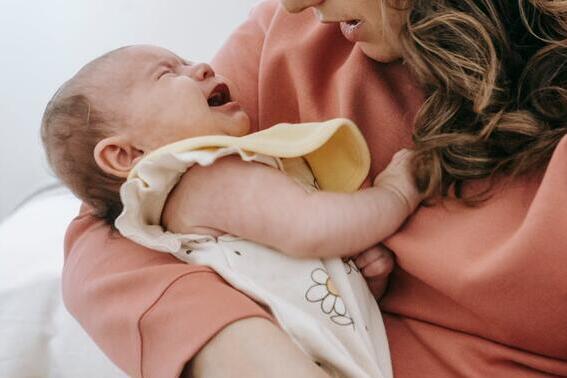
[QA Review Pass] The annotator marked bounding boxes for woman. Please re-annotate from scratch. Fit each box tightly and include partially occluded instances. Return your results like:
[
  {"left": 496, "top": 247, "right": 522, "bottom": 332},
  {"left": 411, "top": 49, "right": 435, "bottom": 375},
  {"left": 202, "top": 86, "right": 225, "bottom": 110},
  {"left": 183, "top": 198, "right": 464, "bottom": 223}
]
[{"left": 63, "top": 0, "right": 567, "bottom": 377}]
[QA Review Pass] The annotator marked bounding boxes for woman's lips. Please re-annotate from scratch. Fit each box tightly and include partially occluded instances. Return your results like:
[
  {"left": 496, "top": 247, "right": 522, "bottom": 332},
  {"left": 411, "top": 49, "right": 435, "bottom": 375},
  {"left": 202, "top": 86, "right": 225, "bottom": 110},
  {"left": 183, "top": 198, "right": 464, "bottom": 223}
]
[{"left": 340, "top": 20, "right": 364, "bottom": 43}]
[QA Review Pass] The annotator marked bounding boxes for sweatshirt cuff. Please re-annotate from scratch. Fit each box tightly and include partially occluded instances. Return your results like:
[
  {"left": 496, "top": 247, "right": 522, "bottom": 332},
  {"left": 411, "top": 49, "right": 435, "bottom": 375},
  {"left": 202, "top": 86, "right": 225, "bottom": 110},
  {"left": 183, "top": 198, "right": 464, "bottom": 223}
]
[{"left": 138, "top": 270, "right": 273, "bottom": 378}]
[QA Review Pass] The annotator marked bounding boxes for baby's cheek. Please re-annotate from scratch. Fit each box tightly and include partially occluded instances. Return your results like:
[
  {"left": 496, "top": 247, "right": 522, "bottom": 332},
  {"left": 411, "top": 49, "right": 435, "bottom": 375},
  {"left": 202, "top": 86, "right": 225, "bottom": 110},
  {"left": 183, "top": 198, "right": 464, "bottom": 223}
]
[{"left": 230, "top": 111, "right": 251, "bottom": 137}]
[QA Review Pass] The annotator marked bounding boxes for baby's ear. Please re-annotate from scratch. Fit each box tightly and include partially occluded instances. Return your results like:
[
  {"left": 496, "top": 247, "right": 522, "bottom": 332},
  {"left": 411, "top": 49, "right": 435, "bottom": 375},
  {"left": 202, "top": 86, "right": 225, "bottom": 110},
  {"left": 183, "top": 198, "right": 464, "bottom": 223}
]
[{"left": 94, "top": 136, "right": 144, "bottom": 178}]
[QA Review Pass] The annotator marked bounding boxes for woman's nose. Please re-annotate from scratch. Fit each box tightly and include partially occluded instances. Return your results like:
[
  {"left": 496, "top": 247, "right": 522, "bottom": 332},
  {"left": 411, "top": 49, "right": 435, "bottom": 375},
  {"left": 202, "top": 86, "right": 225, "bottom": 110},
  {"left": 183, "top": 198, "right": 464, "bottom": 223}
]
[
  {"left": 190, "top": 63, "right": 215, "bottom": 80},
  {"left": 280, "top": 0, "right": 325, "bottom": 13}
]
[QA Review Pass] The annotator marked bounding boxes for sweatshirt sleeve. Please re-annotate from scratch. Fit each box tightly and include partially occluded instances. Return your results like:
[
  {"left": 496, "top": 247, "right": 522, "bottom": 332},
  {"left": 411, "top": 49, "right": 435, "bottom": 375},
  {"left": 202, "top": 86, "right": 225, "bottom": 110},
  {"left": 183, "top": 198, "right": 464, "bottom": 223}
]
[
  {"left": 381, "top": 134, "right": 567, "bottom": 375},
  {"left": 211, "top": 1, "right": 279, "bottom": 131},
  {"left": 61, "top": 3, "right": 279, "bottom": 377}
]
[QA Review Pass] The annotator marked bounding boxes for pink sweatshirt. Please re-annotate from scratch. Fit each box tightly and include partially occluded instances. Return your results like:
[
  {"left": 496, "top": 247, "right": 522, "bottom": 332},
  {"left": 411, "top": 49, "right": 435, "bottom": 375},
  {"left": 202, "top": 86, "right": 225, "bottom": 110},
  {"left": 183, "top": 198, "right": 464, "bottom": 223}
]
[{"left": 63, "top": 1, "right": 567, "bottom": 377}]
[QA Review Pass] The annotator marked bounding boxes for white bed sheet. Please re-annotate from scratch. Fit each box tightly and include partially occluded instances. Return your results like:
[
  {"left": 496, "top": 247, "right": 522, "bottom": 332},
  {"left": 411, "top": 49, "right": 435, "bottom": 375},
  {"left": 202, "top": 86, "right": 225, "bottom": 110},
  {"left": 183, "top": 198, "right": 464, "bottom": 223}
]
[{"left": 0, "top": 188, "right": 125, "bottom": 377}]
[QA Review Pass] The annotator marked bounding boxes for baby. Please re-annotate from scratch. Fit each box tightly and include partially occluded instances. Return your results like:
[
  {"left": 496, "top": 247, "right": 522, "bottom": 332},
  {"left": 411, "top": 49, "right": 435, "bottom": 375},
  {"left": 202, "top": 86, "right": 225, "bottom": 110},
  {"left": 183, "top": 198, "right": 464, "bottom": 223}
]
[{"left": 42, "top": 45, "right": 423, "bottom": 378}]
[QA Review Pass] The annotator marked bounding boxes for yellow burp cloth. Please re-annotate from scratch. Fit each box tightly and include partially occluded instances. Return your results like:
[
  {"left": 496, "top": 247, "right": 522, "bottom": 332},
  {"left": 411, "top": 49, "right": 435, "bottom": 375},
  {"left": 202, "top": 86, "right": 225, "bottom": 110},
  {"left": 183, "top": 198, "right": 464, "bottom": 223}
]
[
  {"left": 117, "top": 118, "right": 371, "bottom": 253},
  {"left": 131, "top": 118, "right": 370, "bottom": 193}
]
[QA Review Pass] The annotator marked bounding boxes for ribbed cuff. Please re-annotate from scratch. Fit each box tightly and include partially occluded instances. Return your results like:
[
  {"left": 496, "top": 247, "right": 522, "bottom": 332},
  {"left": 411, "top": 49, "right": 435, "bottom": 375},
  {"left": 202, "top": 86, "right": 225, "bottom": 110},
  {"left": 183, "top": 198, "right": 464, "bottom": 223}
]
[{"left": 138, "top": 270, "right": 273, "bottom": 378}]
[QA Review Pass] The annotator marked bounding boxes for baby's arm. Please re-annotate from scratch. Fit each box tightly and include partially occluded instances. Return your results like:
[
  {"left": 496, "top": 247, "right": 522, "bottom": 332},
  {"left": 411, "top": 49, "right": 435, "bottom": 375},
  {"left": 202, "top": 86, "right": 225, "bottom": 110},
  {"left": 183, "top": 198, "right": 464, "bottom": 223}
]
[{"left": 162, "top": 150, "right": 422, "bottom": 259}]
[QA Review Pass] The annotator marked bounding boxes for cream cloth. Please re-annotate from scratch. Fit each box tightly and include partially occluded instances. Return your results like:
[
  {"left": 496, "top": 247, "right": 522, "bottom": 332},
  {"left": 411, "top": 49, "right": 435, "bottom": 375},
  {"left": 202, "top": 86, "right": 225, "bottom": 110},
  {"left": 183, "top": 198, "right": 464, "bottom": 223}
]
[{"left": 115, "top": 119, "right": 392, "bottom": 378}]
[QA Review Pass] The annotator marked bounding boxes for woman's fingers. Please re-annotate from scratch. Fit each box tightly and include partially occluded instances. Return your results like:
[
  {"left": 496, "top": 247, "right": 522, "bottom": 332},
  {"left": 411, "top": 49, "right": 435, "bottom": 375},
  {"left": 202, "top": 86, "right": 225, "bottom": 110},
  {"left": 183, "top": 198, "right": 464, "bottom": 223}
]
[
  {"left": 354, "top": 246, "right": 395, "bottom": 299},
  {"left": 355, "top": 245, "right": 395, "bottom": 278},
  {"left": 366, "top": 278, "right": 390, "bottom": 301},
  {"left": 361, "top": 255, "right": 394, "bottom": 278}
]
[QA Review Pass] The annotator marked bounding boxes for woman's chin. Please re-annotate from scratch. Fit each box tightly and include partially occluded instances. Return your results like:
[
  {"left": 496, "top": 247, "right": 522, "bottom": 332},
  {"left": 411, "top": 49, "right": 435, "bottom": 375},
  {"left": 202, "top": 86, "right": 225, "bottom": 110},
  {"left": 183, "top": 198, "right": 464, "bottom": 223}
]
[{"left": 359, "top": 42, "right": 402, "bottom": 63}]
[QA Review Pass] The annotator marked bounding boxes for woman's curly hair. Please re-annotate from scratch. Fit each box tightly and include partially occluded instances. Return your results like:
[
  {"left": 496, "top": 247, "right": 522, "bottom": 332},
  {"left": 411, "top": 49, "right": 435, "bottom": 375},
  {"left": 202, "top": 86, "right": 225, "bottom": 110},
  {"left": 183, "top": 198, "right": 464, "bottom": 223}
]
[{"left": 389, "top": 0, "right": 567, "bottom": 201}]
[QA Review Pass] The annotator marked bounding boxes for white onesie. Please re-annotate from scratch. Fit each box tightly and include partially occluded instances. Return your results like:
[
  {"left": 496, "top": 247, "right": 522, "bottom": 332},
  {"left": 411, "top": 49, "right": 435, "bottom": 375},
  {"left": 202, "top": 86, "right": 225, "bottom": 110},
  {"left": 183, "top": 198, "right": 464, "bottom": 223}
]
[{"left": 115, "top": 119, "right": 393, "bottom": 378}]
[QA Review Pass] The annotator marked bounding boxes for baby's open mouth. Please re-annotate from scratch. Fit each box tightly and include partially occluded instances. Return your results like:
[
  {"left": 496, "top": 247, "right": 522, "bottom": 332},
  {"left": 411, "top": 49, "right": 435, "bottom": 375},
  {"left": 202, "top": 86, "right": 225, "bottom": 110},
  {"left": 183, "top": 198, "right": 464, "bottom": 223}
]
[{"left": 207, "top": 83, "right": 232, "bottom": 107}]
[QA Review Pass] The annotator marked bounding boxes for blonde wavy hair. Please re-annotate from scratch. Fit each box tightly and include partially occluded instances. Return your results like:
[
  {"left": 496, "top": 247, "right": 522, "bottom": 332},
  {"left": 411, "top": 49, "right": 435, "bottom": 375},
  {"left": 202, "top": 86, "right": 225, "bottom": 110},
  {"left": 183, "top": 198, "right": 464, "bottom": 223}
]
[{"left": 390, "top": 0, "right": 567, "bottom": 201}]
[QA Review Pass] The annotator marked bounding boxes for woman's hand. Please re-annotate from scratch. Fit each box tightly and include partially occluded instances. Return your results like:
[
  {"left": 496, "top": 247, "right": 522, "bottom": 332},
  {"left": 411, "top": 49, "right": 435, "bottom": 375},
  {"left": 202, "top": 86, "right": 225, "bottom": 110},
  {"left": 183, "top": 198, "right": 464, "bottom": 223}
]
[
  {"left": 373, "top": 149, "right": 424, "bottom": 215},
  {"left": 354, "top": 245, "right": 395, "bottom": 300}
]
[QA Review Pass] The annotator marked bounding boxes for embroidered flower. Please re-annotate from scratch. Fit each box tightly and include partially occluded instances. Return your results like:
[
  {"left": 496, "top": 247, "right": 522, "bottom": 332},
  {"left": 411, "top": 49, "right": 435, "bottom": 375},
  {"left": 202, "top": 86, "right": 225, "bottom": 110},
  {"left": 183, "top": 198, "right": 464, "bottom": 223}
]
[{"left": 305, "top": 268, "right": 353, "bottom": 327}]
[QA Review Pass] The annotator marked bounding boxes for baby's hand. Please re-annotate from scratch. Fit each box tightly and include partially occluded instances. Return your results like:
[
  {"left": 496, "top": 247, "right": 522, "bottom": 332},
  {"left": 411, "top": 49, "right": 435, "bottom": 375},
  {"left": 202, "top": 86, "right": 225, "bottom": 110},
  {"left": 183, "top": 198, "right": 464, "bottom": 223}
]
[
  {"left": 354, "top": 245, "right": 395, "bottom": 300},
  {"left": 373, "top": 149, "right": 423, "bottom": 215}
]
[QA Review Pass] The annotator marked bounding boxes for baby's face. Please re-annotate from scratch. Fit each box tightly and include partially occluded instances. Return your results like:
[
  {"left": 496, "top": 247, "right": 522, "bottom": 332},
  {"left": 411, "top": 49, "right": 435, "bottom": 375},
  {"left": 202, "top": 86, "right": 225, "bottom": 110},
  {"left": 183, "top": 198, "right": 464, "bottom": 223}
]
[{"left": 101, "top": 45, "right": 250, "bottom": 151}]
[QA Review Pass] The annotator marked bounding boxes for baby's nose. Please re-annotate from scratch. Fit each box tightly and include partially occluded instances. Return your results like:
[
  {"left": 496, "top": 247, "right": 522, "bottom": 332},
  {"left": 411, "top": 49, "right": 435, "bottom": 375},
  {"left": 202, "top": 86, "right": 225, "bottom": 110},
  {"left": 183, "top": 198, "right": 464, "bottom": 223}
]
[{"left": 191, "top": 63, "right": 215, "bottom": 80}]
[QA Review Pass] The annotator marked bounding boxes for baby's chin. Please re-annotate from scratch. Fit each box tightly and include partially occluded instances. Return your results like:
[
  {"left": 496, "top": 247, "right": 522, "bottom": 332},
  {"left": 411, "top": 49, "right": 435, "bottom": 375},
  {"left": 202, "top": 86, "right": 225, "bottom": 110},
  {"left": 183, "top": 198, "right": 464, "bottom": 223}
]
[{"left": 225, "top": 111, "right": 251, "bottom": 137}]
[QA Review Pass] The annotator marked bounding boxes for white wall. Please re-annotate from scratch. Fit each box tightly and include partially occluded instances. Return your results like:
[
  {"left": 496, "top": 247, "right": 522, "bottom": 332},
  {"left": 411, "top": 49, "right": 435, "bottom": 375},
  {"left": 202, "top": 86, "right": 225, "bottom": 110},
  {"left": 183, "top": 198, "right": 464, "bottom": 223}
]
[{"left": 0, "top": 0, "right": 261, "bottom": 220}]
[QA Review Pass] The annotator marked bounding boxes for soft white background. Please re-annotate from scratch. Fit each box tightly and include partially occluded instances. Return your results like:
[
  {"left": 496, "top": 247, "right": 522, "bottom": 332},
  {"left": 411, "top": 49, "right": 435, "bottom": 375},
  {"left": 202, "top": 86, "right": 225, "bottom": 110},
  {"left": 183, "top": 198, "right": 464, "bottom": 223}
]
[{"left": 0, "top": 0, "right": 261, "bottom": 221}]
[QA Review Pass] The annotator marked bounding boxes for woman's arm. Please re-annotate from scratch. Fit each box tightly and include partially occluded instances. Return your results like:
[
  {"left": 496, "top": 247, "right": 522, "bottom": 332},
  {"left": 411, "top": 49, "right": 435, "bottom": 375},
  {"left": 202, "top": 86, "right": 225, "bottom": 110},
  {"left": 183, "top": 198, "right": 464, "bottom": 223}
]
[
  {"left": 162, "top": 150, "right": 422, "bottom": 259},
  {"left": 186, "top": 318, "right": 330, "bottom": 378},
  {"left": 63, "top": 211, "right": 275, "bottom": 377}
]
